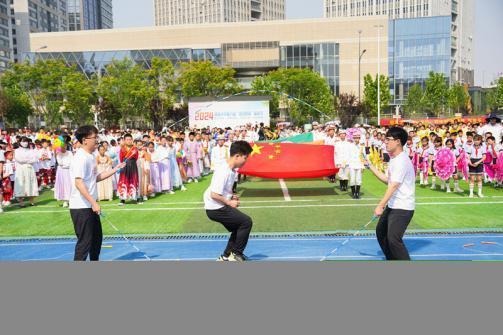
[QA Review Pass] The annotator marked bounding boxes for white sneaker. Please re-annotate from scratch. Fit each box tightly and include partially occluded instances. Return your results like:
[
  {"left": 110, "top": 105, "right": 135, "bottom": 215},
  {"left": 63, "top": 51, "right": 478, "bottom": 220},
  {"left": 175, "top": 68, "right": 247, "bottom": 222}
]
[
  {"left": 455, "top": 188, "right": 464, "bottom": 193},
  {"left": 478, "top": 193, "right": 484, "bottom": 198},
  {"left": 0, "top": 208, "right": 3, "bottom": 213},
  {"left": 469, "top": 193, "right": 474, "bottom": 198},
  {"left": 430, "top": 185, "right": 436, "bottom": 190},
  {"left": 149, "top": 193, "right": 156, "bottom": 198},
  {"left": 187, "top": 179, "right": 193, "bottom": 183},
  {"left": 118, "top": 202, "right": 125, "bottom": 206},
  {"left": 168, "top": 190, "right": 175, "bottom": 195},
  {"left": 4, "top": 201, "right": 10, "bottom": 207},
  {"left": 194, "top": 179, "right": 199, "bottom": 183},
  {"left": 181, "top": 186, "right": 187, "bottom": 192},
  {"left": 143, "top": 196, "right": 148, "bottom": 201},
  {"left": 446, "top": 188, "right": 451, "bottom": 193},
  {"left": 62, "top": 202, "right": 69, "bottom": 208}
]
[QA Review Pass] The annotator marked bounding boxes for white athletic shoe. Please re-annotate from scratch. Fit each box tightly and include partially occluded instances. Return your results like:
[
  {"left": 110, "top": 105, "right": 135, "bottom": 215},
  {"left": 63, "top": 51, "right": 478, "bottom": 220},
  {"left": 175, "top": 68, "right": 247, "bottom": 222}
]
[
  {"left": 4, "top": 201, "right": 10, "bottom": 207},
  {"left": 187, "top": 179, "right": 193, "bottom": 183},
  {"left": 469, "top": 193, "right": 474, "bottom": 198},
  {"left": 62, "top": 202, "right": 69, "bottom": 208},
  {"left": 143, "top": 196, "right": 148, "bottom": 201},
  {"left": 118, "top": 202, "right": 125, "bottom": 206},
  {"left": 430, "top": 185, "right": 436, "bottom": 190},
  {"left": 0, "top": 208, "right": 3, "bottom": 214},
  {"left": 446, "top": 188, "right": 451, "bottom": 193},
  {"left": 181, "top": 186, "right": 187, "bottom": 192},
  {"left": 194, "top": 179, "right": 199, "bottom": 183},
  {"left": 478, "top": 193, "right": 484, "bottom": 198},
  {"left": 455, "top": 188, "right": 464, "bottom": 193},
  {"left": 168, "top": 190, "right": 175, "bottom": 195}
]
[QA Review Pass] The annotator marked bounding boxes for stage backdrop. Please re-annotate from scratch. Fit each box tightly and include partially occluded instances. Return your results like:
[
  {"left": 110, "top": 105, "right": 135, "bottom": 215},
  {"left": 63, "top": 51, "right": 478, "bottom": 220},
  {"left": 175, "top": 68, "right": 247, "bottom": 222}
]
[{"left": 189, "top": 96, "right": 270, "bottom": 129}]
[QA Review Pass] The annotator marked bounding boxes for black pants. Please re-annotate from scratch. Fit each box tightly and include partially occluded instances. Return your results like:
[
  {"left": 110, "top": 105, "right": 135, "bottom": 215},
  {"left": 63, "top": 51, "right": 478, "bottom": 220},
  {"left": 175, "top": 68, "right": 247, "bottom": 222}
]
[
  {"left": 70, "top": 208, "right": 103, "bottom": 261},
  {"left": 206, "top": 206, "right": 253, "bottom": 256},
  {"left": 376, "top": 207, "right": 414, "bottom": 261}
]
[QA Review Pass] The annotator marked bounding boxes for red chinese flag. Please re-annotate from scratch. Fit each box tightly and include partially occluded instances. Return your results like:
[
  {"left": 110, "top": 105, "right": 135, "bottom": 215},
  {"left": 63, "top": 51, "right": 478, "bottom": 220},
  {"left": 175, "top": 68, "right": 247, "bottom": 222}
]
[{"left": 239, "top": 143, "right": 339, "bottom": 179}]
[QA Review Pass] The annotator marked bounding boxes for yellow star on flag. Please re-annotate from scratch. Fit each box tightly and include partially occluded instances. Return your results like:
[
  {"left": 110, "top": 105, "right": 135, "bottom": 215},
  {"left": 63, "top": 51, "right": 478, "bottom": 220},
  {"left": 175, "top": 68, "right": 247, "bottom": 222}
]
[
  {"left": 251, "top": 144, "right": 264, "bottom": 157},
  {"left": 268, "top": 155, "right": 275, "bottom": 160}
]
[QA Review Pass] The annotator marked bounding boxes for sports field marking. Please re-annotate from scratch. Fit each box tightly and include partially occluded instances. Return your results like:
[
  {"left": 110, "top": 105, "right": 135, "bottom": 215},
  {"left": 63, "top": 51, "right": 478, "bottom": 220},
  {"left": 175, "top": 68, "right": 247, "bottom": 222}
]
[
  {"left": 4, "top": 201, "right": 503, "bottom": 215},
  {"left": 2, "top": 235, "right": 503, "bottom": 247},
  {"left": 279, "top": 179, "right": 292, "bottom": 201},
  {"left": 9, "top": 195, "right": 503, "bottom": 208},
  {"left": 142, "top": 253, "right": 503, "bottom": 261}
]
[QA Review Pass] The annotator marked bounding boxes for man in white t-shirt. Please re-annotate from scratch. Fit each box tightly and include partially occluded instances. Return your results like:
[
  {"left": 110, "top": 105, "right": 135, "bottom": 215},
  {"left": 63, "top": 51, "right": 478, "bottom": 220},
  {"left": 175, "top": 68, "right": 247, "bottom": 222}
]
[
  {"left": 204, "top": 141, "right": 253, "bottom": 262},
  {"left": 69, "top": 125, "right": 125, "bottom": 261},
  {"left": 366, "top": 127, "right": 416, "bottom": 260}
]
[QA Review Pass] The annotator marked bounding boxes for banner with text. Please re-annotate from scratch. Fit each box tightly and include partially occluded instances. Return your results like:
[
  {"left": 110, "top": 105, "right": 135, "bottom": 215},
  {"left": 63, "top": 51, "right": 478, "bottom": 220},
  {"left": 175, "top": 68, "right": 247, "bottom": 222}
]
[{"left": 189, "top": 98, "right": 270, "bottom": 129}]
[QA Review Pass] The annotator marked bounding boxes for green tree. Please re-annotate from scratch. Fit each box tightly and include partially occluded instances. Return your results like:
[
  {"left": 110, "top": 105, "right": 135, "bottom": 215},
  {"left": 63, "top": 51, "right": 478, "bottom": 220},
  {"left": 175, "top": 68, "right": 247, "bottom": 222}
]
[
  {"left": 250, "top": 68, "right": 335, "bottom": 125},
  {"left": 177, "top": 61, "right": 241, "bottom": 100},
  {"left": 404, "top": 84, "right": 425, "bottom": 116},
  {"left": 1, "top": 60, "right": 91, "bottom": 128},
  {"left": 337, "top": 93, "right": 369, "bottom": 129},
  {"left": 487, "top": 77, "right": 503, "bottom": 109},
  {"left": 448, "top": 83, "right": 470, "bottom": 114},
  {"left": 97, "top": 59, "right": 153, "bottom": 127},
  {"left": 424, "top": 71, "right": 449, "bottom": 116},
  {"left": 145, "top": 57, "right": 177, "bottom": 129},
  {"left": 0, "top": 88, "right": 33, "bottom": 127},
  {"left": 363, "top": 74, "right": 391, "bottom": 117},
  {"left": 61, "top": 70, "right": 96, "bottom": 126}
]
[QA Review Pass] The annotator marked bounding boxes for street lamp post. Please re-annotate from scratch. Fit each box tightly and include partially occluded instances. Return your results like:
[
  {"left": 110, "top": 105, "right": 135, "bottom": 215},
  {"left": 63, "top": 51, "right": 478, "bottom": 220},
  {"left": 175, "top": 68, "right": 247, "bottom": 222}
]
[
  {"left": 374, "top": 25, "right": 384, "bottom": 126},
  {"left": 358, "top": 30, "right": 367, "bottom": 103}
]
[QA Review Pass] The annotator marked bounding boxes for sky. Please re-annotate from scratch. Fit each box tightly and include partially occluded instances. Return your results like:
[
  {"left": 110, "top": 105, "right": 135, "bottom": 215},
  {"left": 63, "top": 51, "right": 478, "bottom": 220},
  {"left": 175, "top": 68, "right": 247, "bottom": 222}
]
[{"left": 113, "top": 0, "right": 502, "bottom": 87}]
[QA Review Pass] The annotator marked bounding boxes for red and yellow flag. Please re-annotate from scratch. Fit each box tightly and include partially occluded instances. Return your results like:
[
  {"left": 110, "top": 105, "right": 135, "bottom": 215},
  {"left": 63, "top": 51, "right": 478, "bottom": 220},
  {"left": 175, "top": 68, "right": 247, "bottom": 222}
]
[{"left": 239, "top": 143, "right": 339, "bottom": 179}]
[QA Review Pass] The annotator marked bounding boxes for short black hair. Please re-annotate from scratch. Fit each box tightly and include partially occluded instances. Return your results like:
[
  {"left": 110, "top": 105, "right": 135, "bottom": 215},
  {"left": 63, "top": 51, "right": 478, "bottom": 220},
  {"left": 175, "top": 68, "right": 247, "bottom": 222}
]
[
  {"left": 386, "top": 127, "right": 408, "bottom": 146},
  {"left": 189, "top": 132, "right": 196, "bottom": 137},
  {"left": 445, "top": 139, "right": 455, "bottom": 148},
  {"left": 434, "top": 137, "right": 443, "bottom": 144},
  {"left": 123, "top": 133, "right": 133, "bottom": 139},
  {"left": 167, "top": 136, "right": 174, "bottom": 142},
  {"left": 75, "top": 125, "right": 98, "bottom": 144},
  {"left": 487, "top": 136, "right": 496, "bottom": 142},
  {"left": 230, "top": 141, "right": 253, "bottom": 157}
]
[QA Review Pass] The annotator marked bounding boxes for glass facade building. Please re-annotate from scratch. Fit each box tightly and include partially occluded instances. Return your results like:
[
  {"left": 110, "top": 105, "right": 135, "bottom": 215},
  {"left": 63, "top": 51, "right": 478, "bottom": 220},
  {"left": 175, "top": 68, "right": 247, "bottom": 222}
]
[
  {"left": 388, "top": 16, "right": 451, "bottom": 105},
  {"left": 24, "top": 48, "right": 222, "bottom": 77},
  {"left": 280, "top": 43, "right": 340, "bottom": 95},
  {"left": 24, "top": 42, "right": 340, "bottom": 94},
  {"left": 69, "top": 0, "right": 113, "bottom": 31}
]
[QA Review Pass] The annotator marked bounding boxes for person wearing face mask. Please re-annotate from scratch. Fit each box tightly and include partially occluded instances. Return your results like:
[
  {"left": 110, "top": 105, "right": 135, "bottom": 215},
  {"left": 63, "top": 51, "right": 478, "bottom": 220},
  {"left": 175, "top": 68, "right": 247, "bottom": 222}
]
[{"left": 13, "top": 137, "right": 39, "bottom": 207}]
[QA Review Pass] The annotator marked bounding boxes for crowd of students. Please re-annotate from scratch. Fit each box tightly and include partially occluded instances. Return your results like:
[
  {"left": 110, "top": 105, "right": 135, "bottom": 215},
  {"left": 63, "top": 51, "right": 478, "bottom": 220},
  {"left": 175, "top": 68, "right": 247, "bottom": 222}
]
[{"left": 0, "top": 113, "right": 501, "bottom": 214}]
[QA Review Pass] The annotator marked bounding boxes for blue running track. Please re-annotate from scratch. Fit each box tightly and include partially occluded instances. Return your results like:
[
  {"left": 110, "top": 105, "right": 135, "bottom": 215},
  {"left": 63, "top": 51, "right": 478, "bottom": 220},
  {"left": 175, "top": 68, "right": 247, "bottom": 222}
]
[{"left": 1, "top": 233, "right": 503, "bottom": 261}]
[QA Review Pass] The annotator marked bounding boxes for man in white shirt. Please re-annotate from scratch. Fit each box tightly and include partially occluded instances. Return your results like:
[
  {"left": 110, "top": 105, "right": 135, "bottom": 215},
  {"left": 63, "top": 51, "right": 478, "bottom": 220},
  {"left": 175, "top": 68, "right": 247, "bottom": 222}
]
[
  {"left": 366, "top": 127, "right": 416, "bottom": 261},
  {"left": 69, "top": 125, "right": 125, "bottom": 261},
  {"left": 204, "top": 141, "right": 253, "bottom": 262}
]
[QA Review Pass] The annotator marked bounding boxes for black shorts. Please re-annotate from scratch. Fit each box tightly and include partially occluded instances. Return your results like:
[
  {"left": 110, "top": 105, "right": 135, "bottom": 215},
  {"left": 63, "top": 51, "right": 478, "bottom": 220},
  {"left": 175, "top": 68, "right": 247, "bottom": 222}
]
[
  {"left": 365, "top": 148, "right": 370, "bottom": 155},
  {"left": 383, "top": 153, "right": 390, "bottom": 163},
  {"left": 469, "top": 158, "right": 484, "bottom": 175}
]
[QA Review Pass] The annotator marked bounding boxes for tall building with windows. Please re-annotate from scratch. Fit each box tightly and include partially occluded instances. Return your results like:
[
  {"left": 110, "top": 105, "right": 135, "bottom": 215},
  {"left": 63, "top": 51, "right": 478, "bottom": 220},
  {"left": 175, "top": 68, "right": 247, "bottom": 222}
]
[
  {"left": 11, "top": 0, "right": 69, "bottom": 63},
  {"left": 0, "top": 0, "right": 12, "bottom": 71},
  {"left": 324, "top": 0, "right": 474, "bottom": 87},
  {"left": 68, "top": 0, "right": 113, "bottom": 31},
  {"left": 154, "top": 0, "right": 285, "bottom": 26}
]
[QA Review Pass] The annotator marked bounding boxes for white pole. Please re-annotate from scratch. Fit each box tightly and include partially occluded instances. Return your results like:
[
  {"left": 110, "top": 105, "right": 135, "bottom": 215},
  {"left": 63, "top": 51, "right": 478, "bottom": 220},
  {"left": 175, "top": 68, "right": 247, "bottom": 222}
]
[{"left": 377, "top": 25, "right": 381, "bottom": 127}]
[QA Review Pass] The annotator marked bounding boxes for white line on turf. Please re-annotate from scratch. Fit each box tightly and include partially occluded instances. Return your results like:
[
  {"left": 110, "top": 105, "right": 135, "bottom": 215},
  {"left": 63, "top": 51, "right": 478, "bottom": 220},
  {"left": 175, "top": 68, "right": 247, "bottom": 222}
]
[
  {"left": 279, "top": 179, "right": 291, "bottom": 201},
  {"left": 5, "top": 201, "right": 503, "bottom": 214},
  {"left": 12, "top": 195, "right": 503, "bottom": 209}
]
